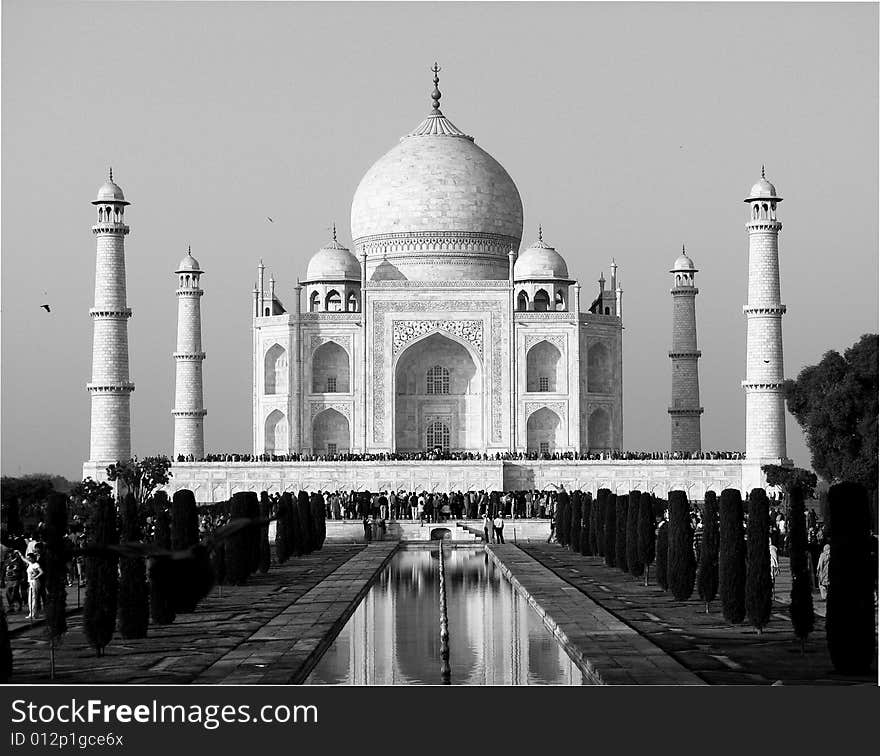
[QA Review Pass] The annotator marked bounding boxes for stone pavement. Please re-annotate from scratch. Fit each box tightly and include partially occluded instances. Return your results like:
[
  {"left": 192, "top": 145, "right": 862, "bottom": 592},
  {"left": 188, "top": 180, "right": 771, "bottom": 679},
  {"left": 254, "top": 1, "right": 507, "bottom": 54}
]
[
  {"left": 7, "top": 544, "right": 372, "bottom": 684},
  {"left": 519, "top": 543, "right": 876, "bottom": 685},
  {"left": 488, "top": 545, "right": 703, "bottom": 685}
]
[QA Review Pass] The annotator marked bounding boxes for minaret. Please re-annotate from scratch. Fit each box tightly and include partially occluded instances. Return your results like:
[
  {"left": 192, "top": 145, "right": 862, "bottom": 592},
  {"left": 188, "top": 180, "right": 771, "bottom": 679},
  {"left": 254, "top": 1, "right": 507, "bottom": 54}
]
[
  {"left": 669, "top": 245, "right": 703, "bottom": 452},
  {"left": 743, "top": 168, "right": 787, "bottom": 460},
  {"left": 86, "top": 169, "right": 134, "bottom": 469},
  {"left": 172, "top": 247, "right": 207, "bottom": 460}
]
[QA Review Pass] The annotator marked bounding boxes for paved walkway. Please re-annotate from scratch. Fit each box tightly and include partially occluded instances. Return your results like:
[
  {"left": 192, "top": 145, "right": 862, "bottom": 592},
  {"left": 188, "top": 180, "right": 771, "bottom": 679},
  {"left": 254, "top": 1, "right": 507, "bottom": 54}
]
[
  {"left": 489, "top": 545, "right": 703, "bottom": 685},
  {"left": 8, "top": 545, "right": 370, "bottom": 684},
  {"left": 520, "top": 543, "right": 875, "bottom": 685}
]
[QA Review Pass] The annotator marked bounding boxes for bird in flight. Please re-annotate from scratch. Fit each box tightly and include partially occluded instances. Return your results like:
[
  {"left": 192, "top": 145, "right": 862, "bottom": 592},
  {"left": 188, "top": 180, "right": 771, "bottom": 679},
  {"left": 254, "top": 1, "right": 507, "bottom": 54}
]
[
  {"left": 41, "top": 304, "right": 51, "bottom": 313},
  {"left": 266, "top": 217, "right": 274, "bottom": 223}
]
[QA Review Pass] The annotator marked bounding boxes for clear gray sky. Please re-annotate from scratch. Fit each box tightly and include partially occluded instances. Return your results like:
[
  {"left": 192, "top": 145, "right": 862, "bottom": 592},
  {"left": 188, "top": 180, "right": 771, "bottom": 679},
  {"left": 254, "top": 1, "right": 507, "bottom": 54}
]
[{"left": 2, "top": 1, "right": 877, "bottom": 480}]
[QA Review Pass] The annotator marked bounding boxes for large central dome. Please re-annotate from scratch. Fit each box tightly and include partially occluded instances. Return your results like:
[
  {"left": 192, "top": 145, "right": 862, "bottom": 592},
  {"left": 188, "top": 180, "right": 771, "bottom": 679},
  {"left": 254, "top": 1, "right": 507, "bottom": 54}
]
[{"left": 350, "top": 74, "right": 523, "bottom": 281}]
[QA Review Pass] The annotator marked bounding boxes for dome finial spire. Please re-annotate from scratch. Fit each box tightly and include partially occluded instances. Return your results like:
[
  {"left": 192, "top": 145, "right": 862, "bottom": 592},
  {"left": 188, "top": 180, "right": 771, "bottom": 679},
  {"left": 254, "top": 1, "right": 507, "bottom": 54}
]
[
  {"left": 108, "top": 166, "right": 113, "bottom": 182},
  {"left": 187, "top": 244, "right": 192, "bottom": 256},
  {"left": 538, "top": 224, "right": 543, "bottom": 242},
  {"left": 682, "top": 243, "right": 686, "bottom": 255},
  {"left": 430, "top": 62, "right": 442, "bottom": 114},
  {"left": 332, "top": 221, "right": 337, "bottom": 242},
  {"left": 761, "top": 164, "right": 765, "bottom": 179}
]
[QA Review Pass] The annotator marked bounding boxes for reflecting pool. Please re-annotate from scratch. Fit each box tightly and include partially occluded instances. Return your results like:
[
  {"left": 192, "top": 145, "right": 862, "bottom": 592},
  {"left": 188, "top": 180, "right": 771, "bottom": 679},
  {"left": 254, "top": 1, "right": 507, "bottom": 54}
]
[{"left": 305, "top": 547, "right": 589, "bottom": 685}]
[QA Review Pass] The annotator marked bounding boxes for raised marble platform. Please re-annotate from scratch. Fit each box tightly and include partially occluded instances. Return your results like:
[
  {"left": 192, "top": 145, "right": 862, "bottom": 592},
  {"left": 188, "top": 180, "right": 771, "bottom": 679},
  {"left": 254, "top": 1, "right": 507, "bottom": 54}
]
[{"left": 156, "top": 458, "right": 783, "bottom": 503}]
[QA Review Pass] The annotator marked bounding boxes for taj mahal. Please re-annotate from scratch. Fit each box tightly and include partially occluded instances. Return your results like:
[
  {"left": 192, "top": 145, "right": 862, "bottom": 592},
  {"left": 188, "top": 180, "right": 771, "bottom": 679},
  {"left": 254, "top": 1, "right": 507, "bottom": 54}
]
[{"left": 82, "top": 67, "right": 790, "bottom": 500}]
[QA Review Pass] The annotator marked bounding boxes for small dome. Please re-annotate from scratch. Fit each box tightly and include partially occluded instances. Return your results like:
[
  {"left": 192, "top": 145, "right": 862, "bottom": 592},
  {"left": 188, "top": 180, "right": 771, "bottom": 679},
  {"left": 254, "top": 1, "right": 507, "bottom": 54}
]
[
  {"left": 306, "top": 238, "right": 361, "bottom": 281},
  {"left": 749, "top": 177, "right": 777, "bottom": 198},
  {"left": 671, "top": 250, "right": 696, "bottom": 272},
  {"left": 370, "top": 258, "right": 407, "bottom": 282},
  {"left": 514, "top": 236, "right": 569, "bottom": 280},
  {"left": 177, "top": 248, "right": 201, "bottom": 272},
  {"left": 93, "top": 170, "right": 128, "bottom": 205}
]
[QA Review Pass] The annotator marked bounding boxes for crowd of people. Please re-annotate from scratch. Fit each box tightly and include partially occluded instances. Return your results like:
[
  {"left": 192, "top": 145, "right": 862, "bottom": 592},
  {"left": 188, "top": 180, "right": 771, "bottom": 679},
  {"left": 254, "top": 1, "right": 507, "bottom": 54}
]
[
  {"left": 2, "top": 515, "right": 87, "bottom": 619},
  {"left": 178, "top": 449, "right": 747, "bottom": 463}
]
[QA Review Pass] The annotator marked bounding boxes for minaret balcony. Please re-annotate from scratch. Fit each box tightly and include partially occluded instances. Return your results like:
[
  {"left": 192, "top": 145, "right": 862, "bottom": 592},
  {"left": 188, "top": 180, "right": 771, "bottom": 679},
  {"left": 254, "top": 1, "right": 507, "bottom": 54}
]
[
  {"left": 172, "top": 409, "right": 207, "bottom": 417},
  {"left": 670, "top": 286, "right": 699, "bottom": 296},
  {"left": 89, "top": 307, "right": 132, "bottom": 319},
  {"left": 668, "top": 350, "right": 702, "bottom": 359},
  {"left": 742, "top": 305, "right": 786, "bottom": 315},
  {"left": 741, "top": 380, "right": 785, "bottom": 390},
  {"left": 667, "top": 407, "right": 704, "bottom": 416},
  {"left": 176, "top": 288, "right": 205, "bottom": 297},
  {"left": 173, "top": 351, "right": 206, "bottom": 361},
  {"left": 745, "top": 220, "right": 782, "bottom": 232},
  {"left": 87, "top": 382, "right": 135, "bottom": 394},
  {"left": 91, "top": 222, "right": 130, "bottom": 235}
]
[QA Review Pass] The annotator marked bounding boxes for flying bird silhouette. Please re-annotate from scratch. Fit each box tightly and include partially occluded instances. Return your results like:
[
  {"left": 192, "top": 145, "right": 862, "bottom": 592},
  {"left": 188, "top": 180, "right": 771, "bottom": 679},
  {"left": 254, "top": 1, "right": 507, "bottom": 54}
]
[
  {"left": 40, "top": 304, "right": 51, "bottom": 313},
  {"left": 266, "top": 217, "right": 274, "bottom": 223}
]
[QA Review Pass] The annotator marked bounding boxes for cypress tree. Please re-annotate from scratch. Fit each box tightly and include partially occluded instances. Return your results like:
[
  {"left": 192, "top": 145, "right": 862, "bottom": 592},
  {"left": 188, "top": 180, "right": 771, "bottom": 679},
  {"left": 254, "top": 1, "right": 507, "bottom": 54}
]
[
  {"left": 83, "top": 494, "right": 119, "bottom": 656},
  {"left": 275, "top": 493, "right": 292, "bottom": 563},
  {"left": 246, "top": 492, "right": 260, "bottom": 574},
  {"left": 118, "top": 493, "right": 149, "bottom": 638},
  {"left": 580, "top": 493, "right": 593, "bottom": 556},
  {"left": 258, "top": 492, "right": 271, "bottom": 573},
  {"left": 595, "top": 489, "right": 610, "bottom": 556},
  {"left": 615, "top": 494, "right": 628, "bottom": 573},
  {"left": 627, "top": 490, "right": 643, "bottom": 576},
  {"left": 746, "top": 488, "right": 772, "bottom": 632},
  {"left": 638, "top": 492, "right": 655, "bottom": 586},
  {"left": 44, "top": 492, "right": 69, "bottom": 677},
  {"left": 569, "top": 492, "right": 582, "bottom": 552},
  {"left": 171, "top": 489, "right": 201, "bottom": 613},
  {"left": 667, "top": 491, "right": 696, "bottom": 600},
  {"left": 297, "top": 491, "right": 314, "bottom": 553},
  {"left": 826, "top": 482, "right": 875, "bottom": 674},
  {"left": 656, "top": 521, "right": 669, "bottom": 591},
  {"left": 719, "top": 488, "right": 746, "bottom": 624},
  {"left": 224, "top": 492, "right": 251, "bottom": 585},
  {"left": 309, "top": 493, "right": 324, "bottom": 552},
  {"left": 558, "top": 490, "right": 571, "bottom": 548},
  {"left": 149, "top": 494, "right": 175, "bottom": 625},
  {"left": 314, "top": 492, "right": 327, "bottom": 549},
  {"left": 604, "top": 494, "right": 617, "bottom": 567},
  {"left": 553, "top": 492, "right": 564, "bottom": 546},
  {"left": 697, "top": 491, "right": 720, "bottom": 613},
  {"left": 787, "top": 486, "right": 814, "bottom": 651}
]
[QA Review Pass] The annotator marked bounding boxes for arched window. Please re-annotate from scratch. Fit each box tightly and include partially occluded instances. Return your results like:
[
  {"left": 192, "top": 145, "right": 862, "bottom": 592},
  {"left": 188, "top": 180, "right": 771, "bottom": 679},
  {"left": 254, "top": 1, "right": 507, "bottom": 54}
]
[
  {"left": 346, "top": 291, "right": 358, "bottom": 312},
  {"left": 517, "top": 291, "right": 529, "bottom": 311},
  {"left": 555, "top": 290, "right": 565, "bottom": 309},
  {"left": 309, "top": 291, "right": 320, "bottom": 312},
  {"left": 426, "top": 421, "right": 450, "bottom": 451},
  {"left": 426, "top": 365, "right": 450, "bottom": 395},
  {"left": 587, "top": 342, "right": 612, "bottom": 393},
  {"left": 325, "top": 290, "right": 342, "bottom": 312},
  {"left": 265, "top": 307, "right": 271, "bottom": 316},
  {"left": 264, "top": 344, "right": 288, "bottom": 395},
  {"left": 526, "top": 340, "right": 562, "bottom": 392},
  {"left": 675, "top": 274, "right": 681, "bottom": 286},
  {"left": 98, "top": 207, "right": 103, "bottom": 222},
  {"left": 533, "top": 290, "right": 550, "bottom": 311},
  {"left": 312, "top": 341, "right": 350, "bottom": 393},
  {"left": 604, "top": 307, "right": 610, "bottom": 315}
]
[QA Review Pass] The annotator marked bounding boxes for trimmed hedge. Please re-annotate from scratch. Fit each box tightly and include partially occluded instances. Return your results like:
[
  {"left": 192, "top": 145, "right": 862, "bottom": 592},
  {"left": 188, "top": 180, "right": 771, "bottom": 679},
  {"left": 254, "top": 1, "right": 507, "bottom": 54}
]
[
  {"left": 697, "top": 491, "right": 719, "bottom": 612},
  {"left": 580, "top": 493, "right": 593, "bottom": 556},
  {"left": 656, "top": 521, "right": 669, "bottom": 591},
  {"left": 627, "top": 490, "right": 643, "bottom": 576},
  {"left": 668, "top": 491, "right": 696, "bottom": 600},
  {"left": 83, "top": 494, "right": 119, "bottom": 656},
  {"left": 604, "top": 495, "right": 617, "bottom": 568},
  {"left": 118, "top": 493, "right": 149, "bottom": 638},
  {"left": 745, "top": 488, "right": 772, "bottom": 632},
  {"left": 787, "top": 486, "right": 814, "bottom": 648},
  {"left": 569, "top": 492, "right": 582, "bottom": 553},
  {"left": 638, "top": 492, "right": 656, "bottom": 585}
]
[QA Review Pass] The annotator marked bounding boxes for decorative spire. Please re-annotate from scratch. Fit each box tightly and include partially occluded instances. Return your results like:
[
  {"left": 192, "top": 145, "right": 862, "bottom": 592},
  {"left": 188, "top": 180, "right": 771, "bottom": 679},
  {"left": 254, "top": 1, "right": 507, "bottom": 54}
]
[
  {"left": 430, "top": 62, "right": 442, "bottom": 114},
  {"left": 332, "top": 222, "right": 337, "bottom": 242},
  {"left": 761, "top": 164, "right": 765, "bottom": 179},
  {"left": 538, "top": 224, "right": 543, "bottom": 242},
  {"left": 108, "top": 166, "right": 113, "bottom": 182},
  {"left": 187, "top": 244, "right": 192, "bottom": 257},
  {"left": 682, "top": 243, "right": 686, "bottom": 255}
]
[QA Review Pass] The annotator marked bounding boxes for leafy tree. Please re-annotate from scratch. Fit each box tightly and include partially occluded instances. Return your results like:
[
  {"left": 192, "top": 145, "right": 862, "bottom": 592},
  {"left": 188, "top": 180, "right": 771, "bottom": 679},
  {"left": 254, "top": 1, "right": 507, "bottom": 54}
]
[
  {"left": 668, "top": 491, "right": 696, "bottom": 600},
  {"left": 569, "top": 492, "right": 582, "bottom": 553},
  {"left": 627, "top": 490, "right": 643, "bottom": 576},
  {"left": 697, "top": 491, "right": 720, "bottom": 612},
  {"left": 638, "top": 492, "right": 656, "bottom": 586},
  {"left": 719, "top": 488, "right": 746, "bottom": 624},
  {"left": 656, "top": 521, "right": 669, "bottom": 591},
  {"left": 604, "top": 494, "right": 617, "bottom": 568},
  {"left": 784, "top": 334, "right": 878, "bottom": 497},
  {"left": 70, "top": 478, "right": 113, "bottom": 508},
  {"left": 746, "top": 488, "right": 773, "bottom": 633},
  {"left": 787, "top": 486, "right": 814, "bottom": 651},
  {"left": 826, "top": 482, "right": 875, "bottom": 674},
  {"left": 761, "top": 465, "right": 818, "bottom": 500},
  {"left": 44, "top": 492, "right": 69, "bottom": 678},
  {"left": 118, "top": 493, "right": 149, "bottom": 639},
  {"left": 83, "top": 494, "right": 119, "bottom": 656},
  {"left": 106, "top": 456, "right": 173, "bottom": 507},
  {"left": 258, "top": 492, "right": 271, "bottom": 573}
]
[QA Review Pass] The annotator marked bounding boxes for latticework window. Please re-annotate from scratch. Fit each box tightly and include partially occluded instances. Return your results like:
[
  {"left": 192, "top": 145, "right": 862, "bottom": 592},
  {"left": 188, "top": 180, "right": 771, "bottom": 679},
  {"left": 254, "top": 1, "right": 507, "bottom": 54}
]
[
  {"left": 538, "top": 376, "right": 549, "bottom": 392},
  {"left": 426, "top": 365, "right": 450, "bottom": 395},
  {"left": 426, "top": 421, "right": 450, "bottom": 451}
]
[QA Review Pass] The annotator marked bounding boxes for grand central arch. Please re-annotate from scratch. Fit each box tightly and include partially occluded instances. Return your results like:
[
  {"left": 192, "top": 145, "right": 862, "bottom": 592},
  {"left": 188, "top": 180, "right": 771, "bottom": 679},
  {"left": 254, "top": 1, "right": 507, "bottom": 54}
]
[{"left": 393, "top": 332, "right": 483, "bottom": 452}]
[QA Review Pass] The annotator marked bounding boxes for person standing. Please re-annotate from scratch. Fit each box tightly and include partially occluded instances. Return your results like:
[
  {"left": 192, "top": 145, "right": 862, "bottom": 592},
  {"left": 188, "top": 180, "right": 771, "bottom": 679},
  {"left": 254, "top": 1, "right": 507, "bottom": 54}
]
[
  {"left": 25, "top": 554, "right": 43, "bottom": 619},
  {"left": 482, "top": 513, "right": 492, "bottom": 544},
  {"left": 493, "top": 514, "right": 505, "bottom": 544},
  {"left": 816, "top": 543, "right": 831, "bottom": 600}
]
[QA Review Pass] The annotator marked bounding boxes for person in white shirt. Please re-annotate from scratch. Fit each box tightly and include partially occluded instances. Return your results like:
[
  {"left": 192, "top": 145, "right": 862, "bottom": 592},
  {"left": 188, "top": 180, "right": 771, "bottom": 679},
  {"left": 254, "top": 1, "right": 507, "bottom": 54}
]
[
  {"left": 25, "top": 554, "right": 43, "bottom": 619},
  {"left": 493, "top": 514, "right": 505, "bottom": 544}
]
